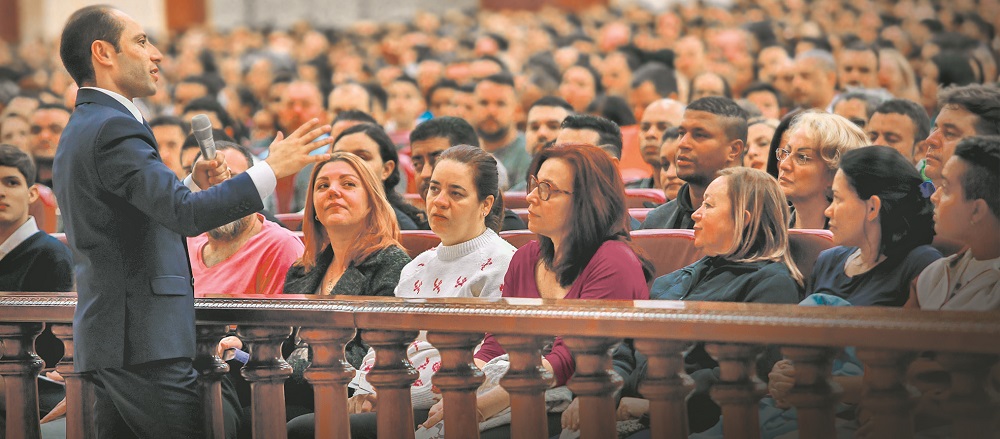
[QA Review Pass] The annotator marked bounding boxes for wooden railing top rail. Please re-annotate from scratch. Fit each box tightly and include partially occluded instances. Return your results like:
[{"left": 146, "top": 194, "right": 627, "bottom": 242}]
[{"left": 1, "top": 292, "right": 998, "bottom": 355}]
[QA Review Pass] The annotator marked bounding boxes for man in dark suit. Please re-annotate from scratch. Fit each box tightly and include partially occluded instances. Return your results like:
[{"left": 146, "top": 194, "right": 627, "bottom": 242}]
[{"left": 53, "top": 6, "right": 332, "bottom": 437}]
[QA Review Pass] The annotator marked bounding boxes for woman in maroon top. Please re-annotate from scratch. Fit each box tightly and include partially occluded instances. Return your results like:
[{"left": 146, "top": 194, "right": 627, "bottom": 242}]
[{"left": 422, "top": 143, "right": 653, "bottom": 435}]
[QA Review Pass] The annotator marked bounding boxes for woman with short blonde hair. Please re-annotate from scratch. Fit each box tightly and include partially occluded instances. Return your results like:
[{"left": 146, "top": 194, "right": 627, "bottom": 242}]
[{"left": 778, "top": 111, "right": 868, "bottom": 229}]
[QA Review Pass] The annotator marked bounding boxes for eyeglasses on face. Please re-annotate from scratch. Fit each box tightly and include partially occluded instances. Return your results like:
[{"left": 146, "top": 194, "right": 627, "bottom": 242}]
[
  {"left": 775, "top": 148, "right": 813, "bottom": 166},
  {"left": 528, "top": 175, "right": 572, "bottom": 201}
]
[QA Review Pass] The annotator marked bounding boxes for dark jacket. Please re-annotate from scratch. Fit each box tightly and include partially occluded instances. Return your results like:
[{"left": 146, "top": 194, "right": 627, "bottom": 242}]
[{"left": 640, "top": 183, "right": 696, "bottom": 229}]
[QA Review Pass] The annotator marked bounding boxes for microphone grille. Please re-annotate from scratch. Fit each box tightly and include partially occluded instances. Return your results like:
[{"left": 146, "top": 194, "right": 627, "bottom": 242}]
[{"left": 191, "top": 114, "right": 212, "bottom": 131}]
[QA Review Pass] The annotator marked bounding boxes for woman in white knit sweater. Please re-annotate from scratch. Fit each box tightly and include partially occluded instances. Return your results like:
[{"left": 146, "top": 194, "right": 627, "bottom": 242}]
[{"left": 287, "top": 145, "right": 516, "bottom": 439}]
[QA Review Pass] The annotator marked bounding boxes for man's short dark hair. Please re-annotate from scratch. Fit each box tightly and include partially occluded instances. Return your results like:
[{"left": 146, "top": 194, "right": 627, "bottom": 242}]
[
  {"left": 183, "top": 129, "right": 234, "bottom": 149},
  {"left": 195, "top": 140, "right": 254, "bottom": 170},
  {"left": 529, "top": 96, "right": 573, "bottom": 113},
  {"left": 630, "top": 63, "right": 678, "bottom": 98},
  {"left": 0, "top": 144, "right": 36, "bottom": 185},
  {"left": 426, "top": 79, "right": 460, "bottom": 106},
  {"left": 841, "top": 41, "right": 880, "bottom": 69},
  {"left": 478, "top": 72, "right": 516, "bottom": 89},
  {"left": 176, "top": 75, "right": 213, "bottom": 96},
  {"left": 410, "top": 117, "right": 480, "bottom": 148},
  {"left": 183, "top": 97, "right": 236, "bottom": 132},
  {"left": 686, "top": 96, "right": 749, "bottom": 144},
  {"left": 149, "top": 115, "right": 191, "bottom": 133},
  {"left": 477, "top": 54, "right": 509, "bottom": 72},
  {"left": 60, "top": 5, "right": 125, "bottom": 87},
  {"left": 560, "top": 114, "right": 623, "bottom": 159},
  {"left": 938, "top": 84, "right": 1000, "bottom": 136},
  {"left": 332, "top": 110, "right": 377, "bottom": 126},
  {"left": 363, "top": 82, "right": 387, "bottom": 113},
  {"left": 873, "top": 99, "right": 931, "bottom": 143},
  {"left": 741, "top": 82, "right": 780, "bottom": 100},
  {"left": 661, "top": 126, "right": 681, "bottom": 144},
  {"left": 953, "top": 136, "right": 1000, "bottom": 218}
]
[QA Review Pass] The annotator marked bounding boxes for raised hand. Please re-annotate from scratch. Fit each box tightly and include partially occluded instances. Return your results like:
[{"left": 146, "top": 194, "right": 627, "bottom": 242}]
[{"left": 263, "top": 119, "right": 333, "bottom": 179}]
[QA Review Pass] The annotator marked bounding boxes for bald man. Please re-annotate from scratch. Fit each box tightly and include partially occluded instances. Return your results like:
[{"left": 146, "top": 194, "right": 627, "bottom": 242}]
[{"left": 629, "top": 99, "right": 685, "bottom": 189}]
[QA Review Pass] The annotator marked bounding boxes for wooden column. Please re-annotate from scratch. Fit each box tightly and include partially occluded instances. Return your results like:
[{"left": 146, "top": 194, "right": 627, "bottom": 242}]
[
  {"left": 237, "top": 326, "right": 294, "bottom": 439},
  {"left": 51, "top": 323, "right": 96, "bottom": 439},
  {"left": 426, "top": 332, "right": 486, "bottom": 439},
  {"left": 494, "top": 335, "right": 552, "bottom": 439},
  {"left": 936, "top": 353, "right": 999, "bottom": 439},
  {"left": 634, "top": 340, "right": 694, "bottom": 439},
  {"left": 706, "top": 343, "right": 765, "bottom": 439},
  {"left": 364, "top": 329, "right": 420, "bottom": 439},
  {"left": 562, "top": 336, "right": 621, "bottom": 439},
  {"left": 856, "top": 349, "right": 917, "bottom": 438},
  {"left": 0, "top": 322, "right": 44, "bottom": 439},
  {"left": 298, "top": 327, "right": 357, "bottom": 439},
  {"left": 781, "top": 346, "right": 841, "bottom": 439},
  {"left": 194, "top": 325, "right": 231, "bottom": 439}
]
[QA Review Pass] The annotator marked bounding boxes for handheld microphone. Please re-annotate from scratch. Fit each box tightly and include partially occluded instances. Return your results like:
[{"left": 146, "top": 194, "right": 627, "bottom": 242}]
[{"left": 191, "top": 114, "right": 216, "bottom": 160}]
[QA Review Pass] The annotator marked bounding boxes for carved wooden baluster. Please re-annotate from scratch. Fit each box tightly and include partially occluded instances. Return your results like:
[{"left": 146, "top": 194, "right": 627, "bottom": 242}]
[
  {"left": 705, "top": 343, "right": 765, "bottom": 439},
  {"left": 51, "top": 323, "right": 96, "bottom": 439},
  {"left": 562, "top": 336, "right": 622, "bottom": 439},
  {"left": 494, "top": 335, "right": 552, "bottom": 439},
  {"left": 426, "top": 332, "right": 486, "bottom": 439},
  {"left": 634, "top": 340, "right": 694, "bottom": 439},
  {"left": 856, "top": 349, "right": 917, "bottom": 438},
  {"left": 936, "top": 353, "right": 999, "bottom": 439},
  {"left": 237, "top": 325, "right": 293, "bottom": 439},
  {"left": 0, "top": 322, "right": 44, "bottom": 439},
  {"left": 298, "top": 327, "right": 357, "bottom": 439},
  {"left": 780, "top": 346, "right": 841, "bottom": 439},
  {"left": 364, "top": 329, "right": 420, "bottom": 439},
  {"left": 194, "top": 325, "right": 231, "bottom": 439}
]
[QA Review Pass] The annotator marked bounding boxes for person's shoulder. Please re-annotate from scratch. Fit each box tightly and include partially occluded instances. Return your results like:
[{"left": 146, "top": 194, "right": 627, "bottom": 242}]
[
  {"left": 903, "top": 244, "right": 944, "bottom": 267},
  {"left": 640, "top": 199, "right": 678, "bottom": 229},
  {"left": 816, "top": 246, "right": 854, "bottom": 266},
  {"left": 369, "top": 245, "right": 412, "bottom": 266},
  {"left": 595, "top": 239, "right": 638, "bottom": 259}
]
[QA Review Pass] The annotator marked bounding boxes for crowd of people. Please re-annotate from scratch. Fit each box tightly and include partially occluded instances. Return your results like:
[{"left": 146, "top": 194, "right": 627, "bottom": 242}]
[{"left": 0, "top": 0, "right": 998, "bottom": 437}]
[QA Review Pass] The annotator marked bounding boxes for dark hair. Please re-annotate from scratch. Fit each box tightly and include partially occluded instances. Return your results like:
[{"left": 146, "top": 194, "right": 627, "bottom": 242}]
[
  {"left": 35, "top": 103, "right": 72, "bottom": 115},
  {"left": 841, "top": 41, "right": 880, "bottom": 70},
  {"left": 362, "top": 82, "right": 388, "bottom": 113},
  {"left": 333, "top": 123, "right": 424, "bottom": 226},
  {"left": 436, "top": 145, "right": 505, "bottom": 232},
  {"left": 560, "top": 114, "right": 623, "bottom": 159},
  {"left": 766, "top": 108, "right": 804, "bottom": 178},
  {"left": 834, "top": 90, "right": 889, "bottom": 123},
  {"left": 741, "top": 81, "right": 780, "bottom": 100},
  {"left": 630, "top": 63, "right": 678, "bottom": 98},
  {"left": 565, "top": 63, "right": 604, "bottom": 95},
  {"left": 176, "top": 76, "right": 213, "bottom": 98},
  {"left": 332, "top": 110, "right": 378, "bottom": 126},
  {"left": 0, "top": 144, "right": 36, "bottom": 185},
  {"left": 689, "top": 72, "right": 732, "bottom": 102},
  {"left": 687, "top": 96, "right": 749, "bottom": 144},
  {"left": 391, "top": 75, "right": 420, "bottom": 89},
  {"left": 191, "top": 140, "right": 254, "bottom": 169},
  {"left": 529, "top": 96, "right": 574, "bottom": 113},
  {"left": 426, "top": 79, "right": 460, "bottom": 106},
  {"left": 953, "top": 136, "right": 1000, "bottom": 218},
  {"left": 529, "top": 144, "right": 654, "bottom": 286},
  {"left": 839, "top": 146, "right": 935, "bottom": 260},
  {"left": 149, "top": 115, "right": 191, "bottom": 133},
  {"left": 873, "top": 99, "right": 931, "bottom": 143},
  {"left": 478, "top": 72, "right": 516, "bottom": 89},
  {"left": 60, "top": 5, "right": 125, "bottom": 87},
  {"left": 410, "top": 116, "right": 479, "bottom": 148},
  {"left": 183, "top": 97, "right": 236, "bottom": 133},
  {"left": 938, "top": 84, "right": 1000, "bottom": 136},
  {"left": 661, "top": 126, "right": 681, "bottom": 143},
  {"left": 477, "top": 54, "right": 509, "bottom": 73},
  {"left": 930, "top": 53, "right": 977, "bottom": 91},
  {"left": 586, "top": 95, "right": 636, "bottom": 127}
]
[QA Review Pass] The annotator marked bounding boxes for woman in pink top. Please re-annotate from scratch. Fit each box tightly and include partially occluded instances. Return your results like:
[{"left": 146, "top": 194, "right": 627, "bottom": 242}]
[{"left": 422, "top": 143, "right": 653, "bottom": 436}]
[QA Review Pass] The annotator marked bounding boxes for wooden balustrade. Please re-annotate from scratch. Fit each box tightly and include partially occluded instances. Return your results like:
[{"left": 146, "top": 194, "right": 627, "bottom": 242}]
[{"left": 0, "top": 293, "right": 999, "bottom": 439}]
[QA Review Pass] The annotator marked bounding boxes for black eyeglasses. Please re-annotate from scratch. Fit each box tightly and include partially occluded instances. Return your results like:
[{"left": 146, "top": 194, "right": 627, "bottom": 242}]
[{"left": 528, "top": 175, "right": 572, "bottom": 201}]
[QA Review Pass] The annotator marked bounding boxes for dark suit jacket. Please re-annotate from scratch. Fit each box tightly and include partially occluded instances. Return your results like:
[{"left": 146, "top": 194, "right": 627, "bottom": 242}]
[{"left": 53, "top": 88, "right": 263, "bottom": 372}]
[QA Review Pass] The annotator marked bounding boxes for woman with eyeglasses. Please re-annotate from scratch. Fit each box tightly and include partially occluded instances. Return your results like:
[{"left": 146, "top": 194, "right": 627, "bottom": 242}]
[
  {"left": 418, "top": 143, "right": 654, "bottom": 438},
  {"left": 777, "top": 111, "right": 868, "bottom": 229}
]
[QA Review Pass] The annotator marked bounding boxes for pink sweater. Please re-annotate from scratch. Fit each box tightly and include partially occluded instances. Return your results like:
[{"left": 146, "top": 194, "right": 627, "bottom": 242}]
[{"left": 475, "top": 239, "right": 649, "bottom": 386}]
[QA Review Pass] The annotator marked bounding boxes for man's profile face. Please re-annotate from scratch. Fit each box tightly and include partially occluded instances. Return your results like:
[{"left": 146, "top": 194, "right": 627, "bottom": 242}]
[
  {"left": 675, "top": 110, "right": 735, "bottom": 186},
  {"left": 110, "top": 11, "right": 163, "bottom": 100},
  {"left": 410, "top": 137, "right": 452, "bottom": 199},
  {"left": 29, "top": 109, "right": 70, "bottom": 159},
  {"left": 867, "top": 112, "right": 918, "bottom": 162},
  {"left": 0, "top": 165, "right": 38, "bottom": 228},
  {"left": 924, "top": 105, "right": 979, "bottom": 181},
  {"left": 525, "top": 106, "right": 570, "bottom": 155}
]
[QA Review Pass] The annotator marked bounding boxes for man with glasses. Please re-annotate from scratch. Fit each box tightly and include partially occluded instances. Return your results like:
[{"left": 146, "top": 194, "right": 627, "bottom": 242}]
[
  {"left": 28, "top": 103, "right": 71, "bottom": 187},
  {"left": 641, "top": 97, "right": 747, "bottom": 229},
  {"left": 409, "top": 116, "right": 526, "bottom": 231}
]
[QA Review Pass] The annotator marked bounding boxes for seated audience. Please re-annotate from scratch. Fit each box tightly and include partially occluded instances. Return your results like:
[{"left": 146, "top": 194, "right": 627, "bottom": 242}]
[
  {"left": 911, "top": 136, "right": 1000, "bottom": 310},
  {"left": 866, "top": 98, "right": 931, "bottom": 166},
  {"left": 419, "top": 144, "right": 654, "bottom": 438},
  {"left": 812, "top": 145, "right": 941, "bottom": 307},
  {"left": 331, "top": 123, "right": 427, "bottom": 229},
  {"left": 580, "top": 167, "right": 802, "bottom": 437},
  {"left": 778, "top": 111, "right": 867, "bottom": 229},
  {"left": 187, "top": 142, "right": 304, "bottom": 296},
  {"left": 641, "top": 96, "right": 747, "bottom": 229},
  {"left": 744, "top": 117, "right": 778, "bottom": 171}
]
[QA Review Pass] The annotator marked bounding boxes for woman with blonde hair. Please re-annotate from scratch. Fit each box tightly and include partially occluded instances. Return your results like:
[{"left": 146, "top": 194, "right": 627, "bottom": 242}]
[
  {"left": 777, "top": 111, "right": 868, "bottom": 229},
  {"left": 609, "top": 168, "right": 803, "bottom": 436}
]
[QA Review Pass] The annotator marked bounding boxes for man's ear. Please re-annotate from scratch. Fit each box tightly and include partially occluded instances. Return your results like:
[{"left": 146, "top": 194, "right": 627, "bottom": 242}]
[
  {"left": 92, "top": 40, "right": 116, "bottom": 68},
  {"left": 382, "top": 160, "right": 396, "bottom": 181},
  {"left": 728, "top": 139, "right": 745, "bottom": 164},
  {"left": 27, "top": 184, "right": 39, "bottom": 205},
  {"left": 970, "top": 199, "right": 990, "bottom": 225}
]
